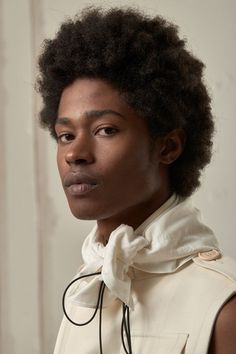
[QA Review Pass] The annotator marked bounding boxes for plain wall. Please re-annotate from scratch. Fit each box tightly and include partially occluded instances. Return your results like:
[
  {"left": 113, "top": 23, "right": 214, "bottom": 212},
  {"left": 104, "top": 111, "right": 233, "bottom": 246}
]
[{"left": 0, "top": 1, "right": 236, "bottom": 353}]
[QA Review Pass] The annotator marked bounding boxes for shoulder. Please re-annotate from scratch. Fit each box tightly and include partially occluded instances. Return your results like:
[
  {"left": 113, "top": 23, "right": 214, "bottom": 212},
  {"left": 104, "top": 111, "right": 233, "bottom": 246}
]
[
  {"left": 208, "top": 295, "right": 236, "bottom": 354},
  {"left": 193, "top": 254, "right": 236, "bottom": 281}
]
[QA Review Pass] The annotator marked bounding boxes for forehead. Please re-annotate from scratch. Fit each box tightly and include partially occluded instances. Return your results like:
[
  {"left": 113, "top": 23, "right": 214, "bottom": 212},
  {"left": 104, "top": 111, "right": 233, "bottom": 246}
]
[
  {"left": 58, "top": 78, "right": 134, "bottom": 117},
  {"left": 56, "top": 78, "right": 153, "bottom": 143}
]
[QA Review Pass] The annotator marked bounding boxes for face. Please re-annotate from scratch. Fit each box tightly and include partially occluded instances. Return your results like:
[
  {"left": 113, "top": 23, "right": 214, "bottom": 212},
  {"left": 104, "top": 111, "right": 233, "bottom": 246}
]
[{"left": 56, "top": 78, "right": 169, "bottom": 224}]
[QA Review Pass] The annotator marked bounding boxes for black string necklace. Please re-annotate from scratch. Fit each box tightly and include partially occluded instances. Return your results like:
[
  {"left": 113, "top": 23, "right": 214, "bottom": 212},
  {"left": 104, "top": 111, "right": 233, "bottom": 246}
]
[{"left": 62, "top": 271, "right": 133, "bottom": 354}]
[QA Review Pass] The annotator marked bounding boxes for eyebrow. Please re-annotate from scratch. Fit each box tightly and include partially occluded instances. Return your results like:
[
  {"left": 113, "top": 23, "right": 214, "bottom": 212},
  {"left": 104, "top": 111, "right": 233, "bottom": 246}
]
[{"left": 55, "top": 109, "right": 125, "bottom": 125}]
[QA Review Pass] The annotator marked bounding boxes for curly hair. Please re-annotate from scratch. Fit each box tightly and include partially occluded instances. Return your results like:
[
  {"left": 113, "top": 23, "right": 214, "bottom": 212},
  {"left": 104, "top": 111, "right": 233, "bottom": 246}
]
[{"left": 37, "top": 6, "right": 214, "bottom": 197}]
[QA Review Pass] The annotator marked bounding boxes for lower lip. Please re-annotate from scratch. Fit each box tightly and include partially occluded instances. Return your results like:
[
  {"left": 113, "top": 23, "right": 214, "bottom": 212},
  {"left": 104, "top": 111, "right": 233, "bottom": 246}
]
[{"left": 67, "top": 183, "right": 98, "bottom": 196}]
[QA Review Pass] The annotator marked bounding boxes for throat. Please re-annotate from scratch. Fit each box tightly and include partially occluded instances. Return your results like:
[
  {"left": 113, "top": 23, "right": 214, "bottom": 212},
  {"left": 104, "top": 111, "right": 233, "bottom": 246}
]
[{"left": 96, "top": 191, "right": 172, "bottom": 244}]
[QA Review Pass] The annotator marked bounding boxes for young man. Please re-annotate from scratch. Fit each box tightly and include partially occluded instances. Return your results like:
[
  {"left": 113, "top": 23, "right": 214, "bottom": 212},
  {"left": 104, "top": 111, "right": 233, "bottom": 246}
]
[{"left": 37, "top": 7, "right": 236, "bottom": 354}]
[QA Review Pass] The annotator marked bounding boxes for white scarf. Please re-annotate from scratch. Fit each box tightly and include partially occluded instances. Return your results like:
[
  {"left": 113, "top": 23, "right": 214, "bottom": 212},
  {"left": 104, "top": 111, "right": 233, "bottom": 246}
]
[{"left": 67, "top": 194, "right": 220, "bottom": 310}]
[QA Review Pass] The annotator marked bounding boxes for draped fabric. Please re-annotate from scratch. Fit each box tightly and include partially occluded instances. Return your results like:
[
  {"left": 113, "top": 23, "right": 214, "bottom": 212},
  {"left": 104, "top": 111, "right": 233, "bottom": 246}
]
[{"left": 67, "top": 194, "right": 219, "bottom": 310}]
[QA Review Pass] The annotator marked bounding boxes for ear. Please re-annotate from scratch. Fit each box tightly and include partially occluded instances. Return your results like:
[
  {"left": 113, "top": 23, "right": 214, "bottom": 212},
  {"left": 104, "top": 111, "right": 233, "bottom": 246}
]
[{"left": 158, "top": 128, "right": 186, "bottom": 165}]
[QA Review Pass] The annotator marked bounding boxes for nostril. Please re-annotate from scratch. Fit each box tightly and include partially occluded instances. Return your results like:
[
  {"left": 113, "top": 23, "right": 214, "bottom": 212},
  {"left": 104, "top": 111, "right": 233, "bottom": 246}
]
[
  {"left": 65, "top": 147, "right": 94, "bottom": 165},
  {"left": 66, "top": 158, "right": 89, "bottom": 165},
  {"left": 75, "top": 158, "right": 88, "bottom": 165}
]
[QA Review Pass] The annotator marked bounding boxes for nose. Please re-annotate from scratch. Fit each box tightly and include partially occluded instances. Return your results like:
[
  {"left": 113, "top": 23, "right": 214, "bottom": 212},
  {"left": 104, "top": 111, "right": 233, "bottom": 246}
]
[{"left": 65, "top": 137, "right": 95, "bottom": 166}]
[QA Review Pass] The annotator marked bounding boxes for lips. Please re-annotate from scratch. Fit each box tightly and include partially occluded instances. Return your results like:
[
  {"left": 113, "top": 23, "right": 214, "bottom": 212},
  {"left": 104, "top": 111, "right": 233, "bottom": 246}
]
[{"left": 63, "top": 173, "right": 99, "bottom": 196}]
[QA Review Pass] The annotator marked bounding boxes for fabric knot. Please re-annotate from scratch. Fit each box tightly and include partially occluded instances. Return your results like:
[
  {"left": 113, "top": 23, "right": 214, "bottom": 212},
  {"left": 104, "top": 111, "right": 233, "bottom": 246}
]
[
  {"left": 102, "top": 224, "right": 148, "bottom": 309},
  {"left": 67, "top": 224, "right": 147, "bottom": 310},
  {"left": 66, "top": 195, "right": 220, "bottom": 312}
]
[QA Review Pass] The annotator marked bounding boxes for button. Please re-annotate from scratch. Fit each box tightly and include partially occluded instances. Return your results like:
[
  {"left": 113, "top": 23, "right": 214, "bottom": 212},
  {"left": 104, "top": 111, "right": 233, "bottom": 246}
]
[{"left": 198, "top": 249, "right": 221, "bottom": 261}]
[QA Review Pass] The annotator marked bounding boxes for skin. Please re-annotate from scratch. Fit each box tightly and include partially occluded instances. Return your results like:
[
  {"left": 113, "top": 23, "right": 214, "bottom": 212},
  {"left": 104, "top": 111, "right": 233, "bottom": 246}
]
[
  {"left": 55, "top": 77, "right": 236, "bottom": 353},
  {"left": 208, "top": 295, "right": 236, "bottom": 354},
  {"left": 56, "top": 78, "right": 183, "bottom": 243}
]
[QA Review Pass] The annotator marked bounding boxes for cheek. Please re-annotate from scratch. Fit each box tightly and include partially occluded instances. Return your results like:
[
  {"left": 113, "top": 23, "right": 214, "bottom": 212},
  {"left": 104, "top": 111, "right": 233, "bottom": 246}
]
[
  {"left": 57, "top": 149, "right": 67, "bottom": 180},
  {"left": 100, "top": 142, "right": 157, "bottom": 189},
  {"left": 56, "top": 151, "right": 62, "bottom": 176}
]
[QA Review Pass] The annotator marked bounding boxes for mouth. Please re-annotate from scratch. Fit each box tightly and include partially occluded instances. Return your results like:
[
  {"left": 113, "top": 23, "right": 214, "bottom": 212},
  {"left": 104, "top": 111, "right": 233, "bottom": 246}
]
[
  {"left": 63, "top": 173, "right": 99, "bottom": 196},
  {"left": 67, "top": 183, "right": 98, "bottom": 196}
]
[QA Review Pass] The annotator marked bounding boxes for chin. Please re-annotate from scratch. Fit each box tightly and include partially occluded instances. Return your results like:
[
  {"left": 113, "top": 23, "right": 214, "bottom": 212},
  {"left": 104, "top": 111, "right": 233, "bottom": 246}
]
[
  {"left": 68, "top": 199, "right": 124, "bottom": 222},
  {"left": 69, "top": 207, "right": 97, "bottom": 220},
  {"left": 68, "top": 201, "right": 107, "bottom": 221}
]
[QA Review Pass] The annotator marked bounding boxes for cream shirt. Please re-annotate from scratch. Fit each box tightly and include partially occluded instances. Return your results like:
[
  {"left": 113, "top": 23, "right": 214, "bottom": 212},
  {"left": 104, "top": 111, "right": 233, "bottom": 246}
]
[{"left": 54, "top": 195, "right": 236, "bottom": 353}]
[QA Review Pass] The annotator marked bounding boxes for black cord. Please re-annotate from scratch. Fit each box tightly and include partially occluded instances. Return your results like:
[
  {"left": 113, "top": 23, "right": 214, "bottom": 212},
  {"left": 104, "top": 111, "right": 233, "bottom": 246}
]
[
  {"left": 62, "top": 271, "right": 102, "bottom": 326},
  {"left": 121, "top": 304, "right": 133, "bottom": 354},
  {"left": 99, "top": 282, "right": 106, "bottom": 354},
  {"left": 62, "top": 271, "right": 132, "bottom": 354},
  {"left": 121, "top": 310, "right": 129, "bottom": 354},
  {"left": 126, "top": 305, "right": 132, "bottom": 353}
]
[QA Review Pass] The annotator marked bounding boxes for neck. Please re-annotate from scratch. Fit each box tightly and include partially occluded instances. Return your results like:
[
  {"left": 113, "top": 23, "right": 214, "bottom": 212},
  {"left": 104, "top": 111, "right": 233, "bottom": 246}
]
[{"left": 96, "top": 190, "right": 172, "bottom": 245}]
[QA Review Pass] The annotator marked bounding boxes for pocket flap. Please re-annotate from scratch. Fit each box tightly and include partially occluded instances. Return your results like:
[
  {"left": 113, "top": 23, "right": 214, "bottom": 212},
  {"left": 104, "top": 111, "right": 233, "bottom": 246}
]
[{"left": 130, "top": 332, "right": 188, "bottom": 354}]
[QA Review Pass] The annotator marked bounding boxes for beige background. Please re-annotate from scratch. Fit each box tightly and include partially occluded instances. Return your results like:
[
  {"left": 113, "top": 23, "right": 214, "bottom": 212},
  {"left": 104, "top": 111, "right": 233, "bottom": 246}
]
[{"left": 0, "top": 0, "right": 236, "bottom": 353}]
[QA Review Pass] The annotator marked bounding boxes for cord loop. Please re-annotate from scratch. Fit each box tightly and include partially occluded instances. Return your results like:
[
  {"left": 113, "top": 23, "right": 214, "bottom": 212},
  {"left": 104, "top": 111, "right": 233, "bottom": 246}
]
[{"left": 62, "top": 272, "right": 132, "bottom": 354}]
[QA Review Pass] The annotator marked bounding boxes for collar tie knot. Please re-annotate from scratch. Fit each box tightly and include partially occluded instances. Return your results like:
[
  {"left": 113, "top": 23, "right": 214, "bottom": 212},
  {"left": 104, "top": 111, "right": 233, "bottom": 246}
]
[{"left": 67, "top": 224, "right": 148, "bottom": 310}]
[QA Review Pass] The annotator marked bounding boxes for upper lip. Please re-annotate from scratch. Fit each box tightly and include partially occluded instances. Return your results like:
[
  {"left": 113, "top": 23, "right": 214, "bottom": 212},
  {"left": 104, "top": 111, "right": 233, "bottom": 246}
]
[{"left": 63, "top": 172, "right": 99, "bottom": 188}]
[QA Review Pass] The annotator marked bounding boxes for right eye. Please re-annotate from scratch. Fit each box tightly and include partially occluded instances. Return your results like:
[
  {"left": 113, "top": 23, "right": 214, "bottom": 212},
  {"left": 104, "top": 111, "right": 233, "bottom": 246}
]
[{"left": 57, "top": 133, "right": 75, "bottom": 143}]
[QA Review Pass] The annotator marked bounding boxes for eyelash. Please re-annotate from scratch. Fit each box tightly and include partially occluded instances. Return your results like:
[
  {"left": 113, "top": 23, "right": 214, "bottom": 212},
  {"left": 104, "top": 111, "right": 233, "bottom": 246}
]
[
  {"left": 96, "top": 127, "right": 118, "bottom": 136},
  {"left": 57, "top": 133, "right": 74, "bottom": 143},
  {"left": 57, "top": 126, "right": 118, "bottom": 143}
]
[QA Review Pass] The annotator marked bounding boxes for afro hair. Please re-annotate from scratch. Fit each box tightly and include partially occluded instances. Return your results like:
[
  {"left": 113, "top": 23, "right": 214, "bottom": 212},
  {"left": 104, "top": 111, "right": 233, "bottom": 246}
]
[{"left": 37, "top": 6, "right": 214, "bottom": 197}]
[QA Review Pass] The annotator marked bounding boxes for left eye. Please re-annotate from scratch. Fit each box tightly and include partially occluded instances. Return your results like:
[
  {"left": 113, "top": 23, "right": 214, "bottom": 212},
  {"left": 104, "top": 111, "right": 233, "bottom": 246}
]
[
  {"left": 57, "top": 133, "right": 75, "bottom": 143},
  {"left": 97, "top": 127, "right": 118, "bottom": 136}
]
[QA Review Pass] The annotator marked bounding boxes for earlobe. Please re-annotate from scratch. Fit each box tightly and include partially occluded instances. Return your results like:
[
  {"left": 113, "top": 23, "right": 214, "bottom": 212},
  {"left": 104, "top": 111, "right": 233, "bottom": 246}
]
[{"left": 159, "top": 129, "right": 186, "bottom": 165}]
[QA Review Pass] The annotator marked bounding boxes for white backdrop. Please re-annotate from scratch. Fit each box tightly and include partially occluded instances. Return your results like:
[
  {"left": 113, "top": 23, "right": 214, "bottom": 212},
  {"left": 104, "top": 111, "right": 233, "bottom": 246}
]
[{"left": 0, "top": 1, "right": 236, "bottom": 353}]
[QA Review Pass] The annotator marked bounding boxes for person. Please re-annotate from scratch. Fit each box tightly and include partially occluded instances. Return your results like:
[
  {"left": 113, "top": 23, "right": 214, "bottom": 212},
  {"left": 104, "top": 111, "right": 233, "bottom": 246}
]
[{"left": 37, "top": 7, "right": 236, "bottom": 354}]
